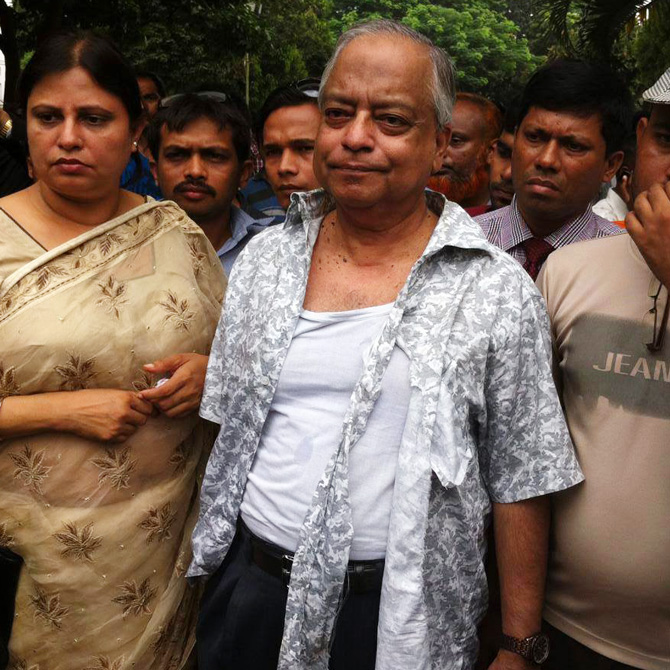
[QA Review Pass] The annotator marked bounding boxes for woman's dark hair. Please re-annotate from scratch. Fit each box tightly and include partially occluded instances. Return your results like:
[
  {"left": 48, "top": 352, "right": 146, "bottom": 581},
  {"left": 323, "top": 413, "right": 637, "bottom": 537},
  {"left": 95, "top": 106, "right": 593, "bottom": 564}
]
[{"left": 19, "top": 31, "right": 143, "bottom": 126}]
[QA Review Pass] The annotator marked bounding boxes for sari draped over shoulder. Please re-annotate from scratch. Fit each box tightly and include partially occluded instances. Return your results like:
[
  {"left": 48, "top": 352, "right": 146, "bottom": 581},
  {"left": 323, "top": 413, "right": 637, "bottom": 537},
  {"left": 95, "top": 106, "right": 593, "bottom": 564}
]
[{"left": 0, "top": 200, "right": 226, "bottom": 670}]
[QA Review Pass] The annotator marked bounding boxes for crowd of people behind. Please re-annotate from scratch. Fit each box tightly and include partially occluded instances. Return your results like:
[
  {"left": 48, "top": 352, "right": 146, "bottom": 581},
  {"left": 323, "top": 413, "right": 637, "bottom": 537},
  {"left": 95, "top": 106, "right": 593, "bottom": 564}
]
[{"left": 0, "top": 16, "right": 667, "bottom": 670}]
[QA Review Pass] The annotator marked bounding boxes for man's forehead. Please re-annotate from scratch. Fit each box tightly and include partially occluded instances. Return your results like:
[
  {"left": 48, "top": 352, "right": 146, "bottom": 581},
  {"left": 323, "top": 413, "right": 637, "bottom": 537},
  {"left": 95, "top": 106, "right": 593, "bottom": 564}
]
[
  {"left": 524, "top": 106, "right": 603, "bottom": 137},
  {"left": 650, "top": 103, "right": 670, "bottom": 128},
  {"left": 325, "top": 34, "right": 433, "bottom": 99},
  {"left": 160, "top": 119, "right": 233, "bottom": 146}
]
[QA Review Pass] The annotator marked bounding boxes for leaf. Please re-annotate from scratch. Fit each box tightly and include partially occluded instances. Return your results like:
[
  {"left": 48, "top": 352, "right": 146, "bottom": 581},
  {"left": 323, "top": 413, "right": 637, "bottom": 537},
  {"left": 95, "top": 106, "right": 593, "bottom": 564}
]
[
  {"left": 112, "top": 577, "right": 157, "bottom": 617},
  {"left": 9, "top": 444, "right": 51, "bottom": 495},
  {"left": 138, "top": 503, "right": 177, "bottom": 544},
  {"left": 30, "top": 586, "right": 69, "bottom": 629},
  {"left": 92, "top": 448, "right": 136, "bottom": 490},
  {"left": 54, "top": 354, "right": 97, "bottom": 391},
  {"left": 54, "top": 521, "right": 102, "bottom": 562}
]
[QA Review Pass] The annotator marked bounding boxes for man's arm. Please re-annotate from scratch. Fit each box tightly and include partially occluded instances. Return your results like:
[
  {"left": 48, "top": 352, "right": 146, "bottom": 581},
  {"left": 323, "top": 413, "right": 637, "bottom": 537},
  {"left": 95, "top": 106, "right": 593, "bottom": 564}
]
[{"left": 487, "top": 496, "right": 550, "bottom": 670}]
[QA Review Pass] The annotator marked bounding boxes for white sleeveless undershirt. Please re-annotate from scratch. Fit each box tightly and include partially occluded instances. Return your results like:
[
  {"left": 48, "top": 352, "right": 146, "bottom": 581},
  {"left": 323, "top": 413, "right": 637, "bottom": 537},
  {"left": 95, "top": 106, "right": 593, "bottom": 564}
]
[{"left": 240, "top": 302, "right": 411, "bottom": 560}]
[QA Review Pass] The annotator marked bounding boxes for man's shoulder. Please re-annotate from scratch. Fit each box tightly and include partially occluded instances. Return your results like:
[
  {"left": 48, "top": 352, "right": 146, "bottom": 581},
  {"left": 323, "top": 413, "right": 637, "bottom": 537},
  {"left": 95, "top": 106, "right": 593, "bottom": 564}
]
[
  {"left": 545, "top": 231, "right": 630, "bottom": 273},
  {"left": 593, "top": 211, "right": 626, "bottom": 237},
  {"left": 474, "top": 204, "right": 510, "bottom": 228}
]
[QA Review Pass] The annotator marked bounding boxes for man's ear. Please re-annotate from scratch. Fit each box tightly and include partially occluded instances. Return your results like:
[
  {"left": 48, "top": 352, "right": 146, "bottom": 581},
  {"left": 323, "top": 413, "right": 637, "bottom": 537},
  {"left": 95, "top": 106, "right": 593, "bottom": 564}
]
[
  {"left": 150, "top": 158, "right": 158, "bottom": 183},
  {"left": 602, "top": 150, "right": 624, "bottom": 184},
  {"left": 636, "top": 115, "right": 649, "bottom": 145},
  {"left": 239, "top": 159, "right": 254, "bottom": 191},
  {"left": 432, "top": 124, "right": 451, "bottom": 174}
]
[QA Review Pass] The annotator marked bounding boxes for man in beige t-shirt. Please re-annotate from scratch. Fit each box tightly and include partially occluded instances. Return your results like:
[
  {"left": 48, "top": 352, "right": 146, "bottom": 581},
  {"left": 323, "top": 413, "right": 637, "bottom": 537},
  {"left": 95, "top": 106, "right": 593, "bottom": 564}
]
[{"left": 538, "top": 69, "right": 670, "bottom": 670}]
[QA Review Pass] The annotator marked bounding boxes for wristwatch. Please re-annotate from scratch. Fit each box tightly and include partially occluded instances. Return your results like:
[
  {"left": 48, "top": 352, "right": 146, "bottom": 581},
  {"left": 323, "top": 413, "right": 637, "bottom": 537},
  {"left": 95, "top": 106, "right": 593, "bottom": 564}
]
[
  {"left": 0, "top": 117, "right": 12, "bottom": 140},
  {"left": 501, "top": 632, "right": 550, "bottom": 665}
]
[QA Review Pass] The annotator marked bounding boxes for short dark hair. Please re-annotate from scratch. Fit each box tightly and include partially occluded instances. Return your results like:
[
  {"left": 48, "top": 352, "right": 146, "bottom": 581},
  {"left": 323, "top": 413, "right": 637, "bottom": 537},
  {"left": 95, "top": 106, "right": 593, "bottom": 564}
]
[
  {"left": 256, "top": 84, "right": 319, "bottom": 145},
  {"left": 518, "top": 59, "right": 633, "bottom": 155},
  {"left": 19, "top": 31, "right": 143, "bottom": 126},
  {"left": 456, "top": 92, "right": 503, "bottom": 144},
  {"left": 135, "top": 70, "right": 166, "bottom": 98},
  {"left": 501, "top": 97, "right": 521, "bottom": 135},
  {"left": 148, "top": 93, "right": 251, "bottom": 163}
]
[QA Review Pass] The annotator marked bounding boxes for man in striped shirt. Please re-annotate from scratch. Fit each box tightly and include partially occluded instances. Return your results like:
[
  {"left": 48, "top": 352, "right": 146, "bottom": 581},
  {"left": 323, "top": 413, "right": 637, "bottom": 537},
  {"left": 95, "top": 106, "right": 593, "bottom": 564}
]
[{"left": 477, "top": 60, "right": 632, "bottom": 279}]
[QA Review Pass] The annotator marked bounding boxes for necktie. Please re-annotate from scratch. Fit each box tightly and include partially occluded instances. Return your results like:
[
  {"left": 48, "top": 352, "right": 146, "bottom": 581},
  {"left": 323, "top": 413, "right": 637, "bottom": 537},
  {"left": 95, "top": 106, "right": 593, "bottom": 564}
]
[{"left": 522, "top": 237, "right": 553, "bottom": 280}]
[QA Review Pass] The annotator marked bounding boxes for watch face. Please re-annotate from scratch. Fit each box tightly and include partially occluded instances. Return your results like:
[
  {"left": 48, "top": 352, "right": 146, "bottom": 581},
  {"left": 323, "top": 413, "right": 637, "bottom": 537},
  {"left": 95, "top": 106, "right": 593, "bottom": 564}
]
[{"left": 532, "top": 634, "right": 550, "bottom": 664}]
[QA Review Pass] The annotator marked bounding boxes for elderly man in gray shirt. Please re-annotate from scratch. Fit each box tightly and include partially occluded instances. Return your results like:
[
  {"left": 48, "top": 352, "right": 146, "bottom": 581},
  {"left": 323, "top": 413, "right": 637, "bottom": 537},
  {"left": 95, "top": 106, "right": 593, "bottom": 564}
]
[{"left": 190, "top": 19, "right": 583, "bottom": 670}]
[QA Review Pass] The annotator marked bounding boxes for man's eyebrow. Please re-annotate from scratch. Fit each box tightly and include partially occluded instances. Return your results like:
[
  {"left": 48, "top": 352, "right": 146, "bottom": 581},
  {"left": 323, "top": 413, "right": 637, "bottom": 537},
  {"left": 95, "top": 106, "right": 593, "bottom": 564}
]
[
  {"left": 652, "top": 119, "right": 670, "bottom": 132},
  {"left": 557, "top": 132, "right": 593, "bottom": 146},
  {"left": 289, "top": 138, "right": 316, "bottom": 146}
]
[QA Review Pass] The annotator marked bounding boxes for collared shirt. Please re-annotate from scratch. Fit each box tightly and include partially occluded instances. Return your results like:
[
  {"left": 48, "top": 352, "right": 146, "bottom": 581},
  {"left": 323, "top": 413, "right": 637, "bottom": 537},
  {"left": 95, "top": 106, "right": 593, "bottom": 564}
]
[
  {"left": 237, "top": 172, "right": 286, "bottom": 224},
  {"left": 476, "top": 196, "right": 622, "bottom": 271},
  {"left": 190, "top": 190, "right": 583, "bottom": 669},
  {"left": 592, "top": 188, "right": 628, "bottom": 224},
  {"left": 217, "top": 205, "right": 276, "bottom": 275}
]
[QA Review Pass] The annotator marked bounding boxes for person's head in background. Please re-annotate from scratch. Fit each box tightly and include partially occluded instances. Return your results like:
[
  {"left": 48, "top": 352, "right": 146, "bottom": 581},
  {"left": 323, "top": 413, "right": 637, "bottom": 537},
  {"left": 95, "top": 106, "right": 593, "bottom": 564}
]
[
  {"left": 136, "top": 70, "right": 166, "bottom": 120},
  {"left": 487, "top": 100, "right": 519, "bottom": 210},
  {"left": 428, "top": 92, "right": 502, "bottom": 210},
  {"left": 256, "top": 79, "right": 322, "bottom": 210}
]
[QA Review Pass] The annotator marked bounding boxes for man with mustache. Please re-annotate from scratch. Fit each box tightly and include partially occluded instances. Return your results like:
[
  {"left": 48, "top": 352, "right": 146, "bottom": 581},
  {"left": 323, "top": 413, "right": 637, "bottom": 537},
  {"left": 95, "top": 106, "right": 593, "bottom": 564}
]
[
  {"left": 150, "top": 92, "right": 275, "bottom": 275},
  {"left": 191, "top": 19, "right": 583, "bottom": 670},
  {"left": 428, "top": 92, "right": 502, "bottom": 215},
  {"left": 477, "top": 60, "right": 631, "bottom": 279},
  {"left": 536, "top": 67, "right": 670, "bottom": 670}
]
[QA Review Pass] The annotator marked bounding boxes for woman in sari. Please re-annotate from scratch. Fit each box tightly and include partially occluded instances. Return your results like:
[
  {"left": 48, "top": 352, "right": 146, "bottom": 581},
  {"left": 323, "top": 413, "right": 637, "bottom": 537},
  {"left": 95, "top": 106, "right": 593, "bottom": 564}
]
[{"left": 0, "top": 32, "right": 225, "bottom": 670}]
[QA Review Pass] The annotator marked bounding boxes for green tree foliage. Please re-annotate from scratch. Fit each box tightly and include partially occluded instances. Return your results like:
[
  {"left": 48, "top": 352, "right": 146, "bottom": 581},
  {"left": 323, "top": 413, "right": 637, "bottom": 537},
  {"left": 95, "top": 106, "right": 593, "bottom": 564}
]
[
  {"left": 329, "top": 1, "right": 540, "bottom": 103},
  {"left": 535, "top": 0, "right": 667, "bottom": 60},
  {"left": 629, "top": 3, "right": 670, "bottom": 93}
]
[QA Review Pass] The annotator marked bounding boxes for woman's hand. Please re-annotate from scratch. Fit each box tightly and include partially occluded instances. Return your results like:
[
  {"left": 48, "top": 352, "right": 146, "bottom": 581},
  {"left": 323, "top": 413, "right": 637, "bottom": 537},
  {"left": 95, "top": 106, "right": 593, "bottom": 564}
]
[
  {"left": 139, "top": 353, "right": 209, "bottom": 418},
  {"left": 59, "top": 389, "right": 154, "bottom": 442},
  {"left": 0, "top": 389, "right": 153, "bottom": 443}
]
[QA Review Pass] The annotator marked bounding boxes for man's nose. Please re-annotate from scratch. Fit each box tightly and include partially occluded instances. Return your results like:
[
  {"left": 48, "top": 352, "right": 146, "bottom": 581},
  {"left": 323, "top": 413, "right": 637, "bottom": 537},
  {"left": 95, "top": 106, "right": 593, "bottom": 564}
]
[
  {"left": 185, "top": 154, "right": 207, "bottom": 179},
  {"left": 535, "top": 140, "right": 560, "bottom": 172},
  {"left": 501, "top": 158, "right": 513, "bottom": 182},
  {"left": 278, "top": 149, "right": 298, "bottom": 176},
  {"left": 342, "top": 113, "right": 374, "bottom": 152}
]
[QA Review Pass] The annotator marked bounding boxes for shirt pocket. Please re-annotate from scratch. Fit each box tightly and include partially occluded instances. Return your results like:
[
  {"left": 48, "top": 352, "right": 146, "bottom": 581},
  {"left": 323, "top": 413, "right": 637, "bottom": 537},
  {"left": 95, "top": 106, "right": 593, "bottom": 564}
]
[{"left": 430, "top": 385, "right": 473, "bottom": 489}]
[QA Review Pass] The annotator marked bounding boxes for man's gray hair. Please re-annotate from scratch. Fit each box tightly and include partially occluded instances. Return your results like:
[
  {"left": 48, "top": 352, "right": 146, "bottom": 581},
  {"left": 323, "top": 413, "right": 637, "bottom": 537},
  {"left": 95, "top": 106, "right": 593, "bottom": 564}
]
[{"left": 318, "top": 19, "right": 456, "bottom": 128}]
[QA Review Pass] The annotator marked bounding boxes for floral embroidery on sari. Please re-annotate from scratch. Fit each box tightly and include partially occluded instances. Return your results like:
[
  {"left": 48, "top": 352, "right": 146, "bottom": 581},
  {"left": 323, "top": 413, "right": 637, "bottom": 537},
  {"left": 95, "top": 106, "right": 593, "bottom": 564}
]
[
  {"left": 160, "top": 291, "right": 194, "bottom": 332},
  {"left": 82, "top": 655, "right": 125, "bottom": 670},
  {"left": 9, "top": 445, "right": 51, "bottom": 495},
  {"left": 55, "top": 354, "right": 97, "bottom": 390},
  {"left": 112, "top": 578, "right": 157, "bottom": 617},
  {"left": 0, "top": 362, "right": 20, "bottom": 397},
  {"left": 30, "top": 587, "right": 69, "bottom": 629},
  {"left": 96, "top": 276, "right": 128, "bottom": 318},
  {"left": 0, "top": 522, "right": 16, "bottom": 547},
  {"left": 138, "top": 503, "right": 177, "bottom": 544},
  {"left": 91, "top": 447, "right": 136, "bottom": 490},
  {"left": 54, "top": 522, "right": 103, "bottom": 562}
]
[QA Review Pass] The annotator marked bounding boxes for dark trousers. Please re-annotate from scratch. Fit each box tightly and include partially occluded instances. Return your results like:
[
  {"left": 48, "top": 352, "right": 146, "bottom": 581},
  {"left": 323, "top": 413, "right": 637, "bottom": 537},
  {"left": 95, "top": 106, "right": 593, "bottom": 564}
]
[
  {"left": 544, "top": 622, "right": 644, "bottom": 670},
  {"left": 197, "top": 526, "right": 381, "bottom": 670}
]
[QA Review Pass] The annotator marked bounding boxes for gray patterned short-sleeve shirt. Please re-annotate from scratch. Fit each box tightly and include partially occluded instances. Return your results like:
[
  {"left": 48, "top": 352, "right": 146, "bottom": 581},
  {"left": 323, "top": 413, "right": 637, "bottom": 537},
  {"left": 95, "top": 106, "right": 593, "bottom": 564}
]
[{"left": 190, "top": 190, "right": 584, "bottom": 670}]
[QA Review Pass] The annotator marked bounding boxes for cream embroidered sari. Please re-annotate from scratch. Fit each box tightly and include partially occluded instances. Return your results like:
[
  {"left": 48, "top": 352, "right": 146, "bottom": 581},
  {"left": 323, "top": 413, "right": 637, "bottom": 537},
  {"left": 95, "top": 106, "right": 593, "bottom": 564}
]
[{"left": 0, "top": 200, "right": 226, "bottom": 670}]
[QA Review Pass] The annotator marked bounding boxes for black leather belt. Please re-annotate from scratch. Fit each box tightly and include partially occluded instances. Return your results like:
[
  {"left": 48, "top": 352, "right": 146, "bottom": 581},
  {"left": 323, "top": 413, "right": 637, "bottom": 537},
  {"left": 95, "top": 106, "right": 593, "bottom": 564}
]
[{"left": 242, "top": 521, "right": 385, "bottom": 593}]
